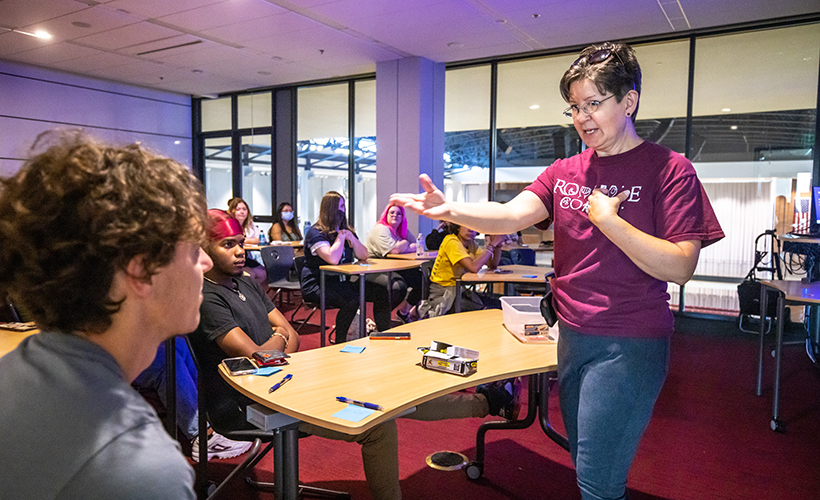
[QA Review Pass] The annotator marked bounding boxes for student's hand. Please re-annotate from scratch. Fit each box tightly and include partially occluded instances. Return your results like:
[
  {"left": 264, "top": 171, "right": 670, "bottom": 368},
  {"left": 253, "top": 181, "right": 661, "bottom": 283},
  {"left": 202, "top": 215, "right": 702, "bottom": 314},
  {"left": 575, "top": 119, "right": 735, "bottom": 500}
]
[
  {"left": 390, "top": 174, "right": 449, "bottom": 219},
  {"left": 587, "top": 188, "right": 629, "bottom": 229}
]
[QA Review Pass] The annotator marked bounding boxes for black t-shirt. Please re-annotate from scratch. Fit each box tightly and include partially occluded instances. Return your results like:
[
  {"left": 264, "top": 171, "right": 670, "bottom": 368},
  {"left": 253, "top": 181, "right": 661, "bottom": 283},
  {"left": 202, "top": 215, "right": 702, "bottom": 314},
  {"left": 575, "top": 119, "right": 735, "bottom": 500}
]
[
  {"left": 188, "top": 275, "right": 274, "bottom": 431},
  {"left": 300, "top": 225, "right": 355, "bottom": 297}
]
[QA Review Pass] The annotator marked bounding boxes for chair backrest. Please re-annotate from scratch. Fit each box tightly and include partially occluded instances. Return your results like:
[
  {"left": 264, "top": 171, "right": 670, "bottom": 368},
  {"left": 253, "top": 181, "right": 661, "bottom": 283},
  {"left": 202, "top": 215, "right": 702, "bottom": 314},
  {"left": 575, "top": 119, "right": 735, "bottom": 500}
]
[
  {"left": 510, "top": 248, "right": 536, "bottom": 266},
  {"left": 259, "top": 246, "right": 294, "bottom": 284}
]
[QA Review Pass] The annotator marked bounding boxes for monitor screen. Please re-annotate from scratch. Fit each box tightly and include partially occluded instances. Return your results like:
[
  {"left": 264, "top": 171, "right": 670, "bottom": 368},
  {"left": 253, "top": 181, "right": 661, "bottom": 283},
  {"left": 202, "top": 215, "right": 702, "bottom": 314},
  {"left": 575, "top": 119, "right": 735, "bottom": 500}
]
[{"left": 814, "top": 186, "right": 820, "bottom": 225}]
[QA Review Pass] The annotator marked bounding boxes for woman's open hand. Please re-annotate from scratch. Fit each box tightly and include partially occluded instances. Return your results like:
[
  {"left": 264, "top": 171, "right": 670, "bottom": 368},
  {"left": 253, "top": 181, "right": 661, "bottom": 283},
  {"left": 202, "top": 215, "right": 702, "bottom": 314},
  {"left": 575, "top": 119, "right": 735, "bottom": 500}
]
[{"left": 390, "top": 174, "right": 449, "bottom": 220}]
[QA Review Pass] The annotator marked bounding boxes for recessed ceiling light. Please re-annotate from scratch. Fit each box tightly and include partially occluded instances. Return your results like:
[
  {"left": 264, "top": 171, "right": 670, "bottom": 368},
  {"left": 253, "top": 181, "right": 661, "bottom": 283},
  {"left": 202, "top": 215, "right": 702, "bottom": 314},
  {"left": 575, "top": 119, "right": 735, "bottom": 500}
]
[
  {"left": 71, "top": 21, "right": 92, "bottom": 28},
  {"left": 532, "top": 13, "right": 541, "bottom": 19},
  {"left": 722, "top": 108, "right": 731, "bottom": 112},
  {"left": 447, "top": 42, "right": 464, "bottom": 49},
  {"left": 730, "top": 125, "right": 738, "bottom": 130},
  {"left": 191, "top": 69, "right": 204, "bottom": 74},
  {"left": 258, "top": 71, "right": 271, "bottom": 75},
  {"left": 529, "top": 104, "right": 540, "bottom": 110},
  {"left": 174, "top": 140, "right": 181, "bottom": 145},
  {"left": 12, "top": 29, "right": 52, "bottom": 39},
  {"left": 496, "top": 19, "right": 507, "bottom": 24}
]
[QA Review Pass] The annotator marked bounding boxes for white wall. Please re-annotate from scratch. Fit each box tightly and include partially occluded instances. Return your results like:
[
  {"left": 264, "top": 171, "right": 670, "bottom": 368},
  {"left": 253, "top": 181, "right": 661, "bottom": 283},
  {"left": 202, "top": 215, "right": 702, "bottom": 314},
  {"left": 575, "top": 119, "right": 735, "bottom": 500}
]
[{"left": 0, "top": 60, "right": 192, "bottom": 177}]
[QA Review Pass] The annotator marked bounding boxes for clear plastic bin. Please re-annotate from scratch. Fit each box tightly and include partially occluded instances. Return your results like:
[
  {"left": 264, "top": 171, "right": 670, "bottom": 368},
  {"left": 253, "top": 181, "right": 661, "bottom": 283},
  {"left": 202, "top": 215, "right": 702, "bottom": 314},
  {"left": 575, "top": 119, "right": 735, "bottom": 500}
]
[{"left": 501, "top": 296, "right": 547, "bottom": 335}]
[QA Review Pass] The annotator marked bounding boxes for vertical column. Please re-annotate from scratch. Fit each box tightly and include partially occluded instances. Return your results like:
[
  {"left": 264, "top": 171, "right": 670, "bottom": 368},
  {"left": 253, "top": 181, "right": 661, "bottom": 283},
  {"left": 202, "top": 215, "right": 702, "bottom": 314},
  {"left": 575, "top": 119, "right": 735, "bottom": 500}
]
[{"left": 376, "top": 57, "right": 445, "bottom": 238}]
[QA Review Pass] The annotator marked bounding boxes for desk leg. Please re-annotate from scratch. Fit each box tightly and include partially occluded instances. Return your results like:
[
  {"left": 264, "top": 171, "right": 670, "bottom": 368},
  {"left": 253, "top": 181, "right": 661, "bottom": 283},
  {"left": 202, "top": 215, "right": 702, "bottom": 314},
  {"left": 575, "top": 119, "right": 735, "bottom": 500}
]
[
  {"left": 359, "top": 273, "right": 366, "bottom": 340},
  {"left": 757, "top": 284, "right": 769, "bottom": 396},
  {"left": 771, "top": 294, "right": 786, "bottom": 432},
  {"left": 320, "top": 270, "right": 326, "bottom": 348},
  {"left": 163, "top": 337, "right": 177, "bottom": 438},
  {"left": 455, "top": 280, "right": 462, "bottom": 313},
  {"left": 387, "top": 271, "right": 393, "bottom": 322},
  {"left": 274, "top": 423, "right": 300, "bottom": 500},
  {"left": 421, "top": 262, "right": 430, "bottom": 301}
]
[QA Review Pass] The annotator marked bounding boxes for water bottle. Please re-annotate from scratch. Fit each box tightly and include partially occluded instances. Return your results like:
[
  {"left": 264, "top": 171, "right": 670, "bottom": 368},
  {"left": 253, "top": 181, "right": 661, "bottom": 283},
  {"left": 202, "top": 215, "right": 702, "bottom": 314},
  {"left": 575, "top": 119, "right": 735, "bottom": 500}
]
[
  {"left": 416, "top": 232, "right": 424, "bottom": 257},
  {"left": 304, "top": 221, "right": 311, "bottom": 236},
  {"left": 258, "top": 231, "right": 267, "bottom": 245}
]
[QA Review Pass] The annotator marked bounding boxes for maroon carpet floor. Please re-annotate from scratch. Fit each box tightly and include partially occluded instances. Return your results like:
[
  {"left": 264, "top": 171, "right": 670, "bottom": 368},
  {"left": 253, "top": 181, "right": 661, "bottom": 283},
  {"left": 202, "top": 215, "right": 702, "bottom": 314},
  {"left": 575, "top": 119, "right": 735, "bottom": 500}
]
[{"left": 195, "top": 304, "right": 820, "bottom": 500}]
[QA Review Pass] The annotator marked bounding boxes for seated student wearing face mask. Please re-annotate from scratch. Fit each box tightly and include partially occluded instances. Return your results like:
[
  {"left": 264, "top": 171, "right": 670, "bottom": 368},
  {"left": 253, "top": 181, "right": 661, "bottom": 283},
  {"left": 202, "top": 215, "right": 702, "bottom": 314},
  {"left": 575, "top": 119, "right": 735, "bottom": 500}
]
[{"left": 268, "top": 202, "right": 302, "bottom": 242}]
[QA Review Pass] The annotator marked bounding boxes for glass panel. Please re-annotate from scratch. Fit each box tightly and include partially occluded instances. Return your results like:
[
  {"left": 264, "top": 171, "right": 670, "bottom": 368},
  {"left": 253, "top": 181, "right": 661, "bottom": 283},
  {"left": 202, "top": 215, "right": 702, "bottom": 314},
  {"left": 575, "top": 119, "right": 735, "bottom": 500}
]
[
  {"left": 241, "top": 133, "right": 272, "bottom": 236},
  {"left": 495, "top": 53, "right": 578, "bottom": 248},
  {"left": 691, "top": 24, "right": 819, "bottom": 292},
  {"left": 204, "top": 136, "right": 232, "bottom": 209},
  {"left": 238, "top": 92, "right": 272, "bottom": 129},
  {"left": 444, "top": 66, "right": 491, "bottom": 205},
  {"left": 354, "top": 80, "right": 377, "bottom": 239},
  {"left": 296, "top": 83, "right": 349, "bottom": 232},
  {"left": 201, "top": 97, "right": 232, "bottom": 132}
]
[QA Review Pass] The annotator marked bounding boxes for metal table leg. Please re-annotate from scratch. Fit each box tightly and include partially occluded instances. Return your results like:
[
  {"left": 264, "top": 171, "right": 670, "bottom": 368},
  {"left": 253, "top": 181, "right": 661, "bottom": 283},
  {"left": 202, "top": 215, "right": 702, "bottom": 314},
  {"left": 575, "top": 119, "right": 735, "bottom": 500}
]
[
  {"left": 756, "top": 283, "right": 769, "bottom": 396},
  {"left": 359, "top": 272, "right": 366, "bottom": 340},
  {"left": 771, "top": 293, "right": 786, "bottom": 432},
  {"left": 455, "top": 280, "right": 462, "bottom": 313},
  {"left": 320, "top": 270, "right": 326, "bottom": 347},
  {"left": 274, "top": 423, "right": 301, "bottom": 500}
]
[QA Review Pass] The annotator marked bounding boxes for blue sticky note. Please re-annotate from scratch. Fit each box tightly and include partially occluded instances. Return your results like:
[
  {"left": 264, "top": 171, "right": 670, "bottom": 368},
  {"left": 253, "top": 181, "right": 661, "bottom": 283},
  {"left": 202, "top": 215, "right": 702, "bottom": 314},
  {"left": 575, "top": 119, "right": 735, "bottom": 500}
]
[
  {"left": 340, "top": 345, "right": 366, "bottom": 353},
  {"left": 522, "top": 274, "right": 538, "bottom": 278},
  {"left": 255, "top": 366, "right": 283, "bottom": 376},
  {"left": 333, "top": 404, "right": 376, "bottom": 422}
]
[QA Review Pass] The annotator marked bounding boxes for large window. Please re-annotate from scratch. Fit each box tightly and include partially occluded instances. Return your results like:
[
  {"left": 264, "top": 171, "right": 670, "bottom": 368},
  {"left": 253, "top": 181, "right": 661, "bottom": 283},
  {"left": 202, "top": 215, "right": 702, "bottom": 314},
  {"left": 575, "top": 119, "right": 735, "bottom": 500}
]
[
  {"left": 354, "top": 79, "right": 377, "bottom": 238},
  {"left": 444, "top": 65, "right": 491, "bottom": 204},
  {"left": 297, "top": 83, "right": 349, "bottom": 233}
]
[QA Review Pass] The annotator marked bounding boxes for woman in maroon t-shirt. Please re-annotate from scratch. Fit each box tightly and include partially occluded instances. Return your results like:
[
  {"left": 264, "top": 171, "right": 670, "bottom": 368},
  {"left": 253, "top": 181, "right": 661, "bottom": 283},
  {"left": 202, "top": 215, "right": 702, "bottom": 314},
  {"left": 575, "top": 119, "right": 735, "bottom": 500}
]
[{"left": 392, "top": 42, "right": 723, "bottom": 500}]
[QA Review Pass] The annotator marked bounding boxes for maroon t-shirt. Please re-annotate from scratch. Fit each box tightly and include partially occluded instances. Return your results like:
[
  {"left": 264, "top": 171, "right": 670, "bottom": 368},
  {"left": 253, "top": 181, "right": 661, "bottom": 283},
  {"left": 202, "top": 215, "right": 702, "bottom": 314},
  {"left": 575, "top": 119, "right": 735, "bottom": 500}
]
[{"left": 525, "top": 141, "right": 724, "bottom": 337}]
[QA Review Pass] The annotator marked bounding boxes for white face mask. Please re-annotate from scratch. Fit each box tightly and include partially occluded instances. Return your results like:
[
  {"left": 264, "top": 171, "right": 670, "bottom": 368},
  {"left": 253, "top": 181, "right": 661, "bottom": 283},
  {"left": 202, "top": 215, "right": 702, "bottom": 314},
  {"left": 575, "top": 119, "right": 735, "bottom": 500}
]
[{"left": 281, "top": 211, "right": 294, "bottom": 221}]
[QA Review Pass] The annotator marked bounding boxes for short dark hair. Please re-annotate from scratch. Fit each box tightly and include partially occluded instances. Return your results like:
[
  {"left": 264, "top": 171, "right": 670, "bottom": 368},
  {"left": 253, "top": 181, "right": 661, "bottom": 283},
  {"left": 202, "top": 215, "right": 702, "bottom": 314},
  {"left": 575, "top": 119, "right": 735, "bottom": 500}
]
[
  {"left": 0, "top": 129, "right": 207, "bottom": 334},
  {"left": 559, "top": 42, "right": 642, "bottom": 123}
]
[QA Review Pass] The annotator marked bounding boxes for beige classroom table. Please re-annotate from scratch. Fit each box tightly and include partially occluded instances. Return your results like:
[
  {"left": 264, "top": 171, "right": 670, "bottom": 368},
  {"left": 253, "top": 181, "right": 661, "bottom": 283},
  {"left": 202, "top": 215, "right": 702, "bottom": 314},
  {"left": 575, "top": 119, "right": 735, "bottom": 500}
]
[
  {"left": 757, "top": 279, "right": 820, "bottom": 432},
  {"left": 319, "top": 258, "right": 423, "bottom": 347},
  {"left": 220, "top": 309, "right": 562, "bottom": 499},
  {"left": 455, "top": 264, "right": 554, "bottom": 313}
]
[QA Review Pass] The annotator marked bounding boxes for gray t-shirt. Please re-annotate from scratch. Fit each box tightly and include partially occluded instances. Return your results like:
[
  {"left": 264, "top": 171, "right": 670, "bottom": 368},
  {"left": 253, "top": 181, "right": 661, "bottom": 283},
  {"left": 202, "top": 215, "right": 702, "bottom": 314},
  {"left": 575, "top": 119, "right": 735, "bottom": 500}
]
[
  {"left": 0, "top": 332, "right": 195, "bottom": 499},
  {"left": 367, "top": 223, "right": 408, "bottom": 258}
]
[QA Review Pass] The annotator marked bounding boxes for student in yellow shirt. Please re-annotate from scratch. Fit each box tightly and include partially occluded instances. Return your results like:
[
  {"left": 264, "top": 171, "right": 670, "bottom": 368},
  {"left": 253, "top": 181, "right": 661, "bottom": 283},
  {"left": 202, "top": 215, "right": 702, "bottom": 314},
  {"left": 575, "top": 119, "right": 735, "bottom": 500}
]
[{"left": 423, "top": 222, "right": 504, "bottom": 317}]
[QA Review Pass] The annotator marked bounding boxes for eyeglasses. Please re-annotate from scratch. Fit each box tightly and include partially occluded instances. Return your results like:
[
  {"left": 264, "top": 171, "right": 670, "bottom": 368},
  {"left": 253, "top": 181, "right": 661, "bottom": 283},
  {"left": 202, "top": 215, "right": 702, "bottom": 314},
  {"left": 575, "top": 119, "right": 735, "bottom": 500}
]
[
  {"left": 571, "top": 46, "right": 625, "bottom": 69},
  {"left": 563, "top": 94, "right": 615, "bottom": 118}
]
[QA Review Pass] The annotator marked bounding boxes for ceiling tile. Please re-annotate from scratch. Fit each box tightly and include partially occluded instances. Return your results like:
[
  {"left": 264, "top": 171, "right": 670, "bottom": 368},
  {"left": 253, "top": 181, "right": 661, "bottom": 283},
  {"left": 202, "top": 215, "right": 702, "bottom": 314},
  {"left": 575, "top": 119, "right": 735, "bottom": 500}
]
[
  {"left": 0, "top": 31, "right": 58, "bottom": 56},
  {"left": 0, "top": 0, "right": 88, "bottom": 28},
  {"left": 103, "top": 0, "right": 227, "bottom": 20},
  {"left": 156, "top": 0, "right": 287, "bottom": 32},
  {"left": 2, "top": 41, "right": 103, "bottom": 66},
  {"left": 23, "top": 6, "right": 140, "bottom": 42},
  {"left": 73, "top": 21, "right": 185, "bottom": 50},
  {"left": 201, "top": 11, "right": 322, "bottom": 43}
]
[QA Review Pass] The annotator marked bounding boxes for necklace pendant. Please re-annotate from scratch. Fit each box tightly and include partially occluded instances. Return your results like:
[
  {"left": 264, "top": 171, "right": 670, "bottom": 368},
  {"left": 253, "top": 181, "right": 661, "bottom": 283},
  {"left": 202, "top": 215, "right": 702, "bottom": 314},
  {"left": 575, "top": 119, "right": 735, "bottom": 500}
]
[{"left": 237, "top": 290, "right": 246, "bottom": 301}]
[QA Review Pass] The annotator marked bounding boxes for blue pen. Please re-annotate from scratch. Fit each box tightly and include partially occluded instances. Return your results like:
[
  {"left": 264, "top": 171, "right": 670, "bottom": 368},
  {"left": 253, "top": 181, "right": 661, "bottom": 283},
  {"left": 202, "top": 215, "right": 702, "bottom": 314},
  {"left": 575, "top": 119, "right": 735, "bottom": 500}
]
[
  {"left": 269, "top": 373, "right": 292, "bottom": 393},
  {"left": 336, "top": 396, "right": 383, "bottom": 411}
]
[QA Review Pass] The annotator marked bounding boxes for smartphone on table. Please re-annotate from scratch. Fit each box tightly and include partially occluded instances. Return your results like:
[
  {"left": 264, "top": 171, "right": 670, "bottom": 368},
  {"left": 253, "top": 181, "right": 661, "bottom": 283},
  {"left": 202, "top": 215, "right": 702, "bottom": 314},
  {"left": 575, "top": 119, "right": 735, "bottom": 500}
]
[{"left": 221, "top": 356, "right": 258, "bottom": 376}]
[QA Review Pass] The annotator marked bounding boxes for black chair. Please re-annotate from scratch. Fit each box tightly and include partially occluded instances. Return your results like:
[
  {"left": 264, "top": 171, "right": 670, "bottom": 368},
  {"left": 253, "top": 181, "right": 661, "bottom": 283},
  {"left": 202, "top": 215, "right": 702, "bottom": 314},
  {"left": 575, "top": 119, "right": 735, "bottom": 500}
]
[
  {"left": 290, "top": 256, "right": 336, "bottom": 340},
  {"left": 184, "top": 337, "right": 348, "bottom": 499},
  {"left": 259, "top": 246, "right": 301, "bottom": 308},
  {"left": 1, "top": 294, "right": 21, "bottom": 323},
  {"left": 508, "top": 248, "right": 547, "bottom": 295}
]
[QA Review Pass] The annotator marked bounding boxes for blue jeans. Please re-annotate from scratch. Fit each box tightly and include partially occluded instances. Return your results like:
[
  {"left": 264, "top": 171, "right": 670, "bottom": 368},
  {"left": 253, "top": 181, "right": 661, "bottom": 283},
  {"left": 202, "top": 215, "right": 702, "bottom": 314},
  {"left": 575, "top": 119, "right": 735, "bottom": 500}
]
[
  {"left": 133, "top": 337, "right": 200, "bottom": 439},
  {"left": 557, "top": 322, "right": 670, "bottom": 500}
]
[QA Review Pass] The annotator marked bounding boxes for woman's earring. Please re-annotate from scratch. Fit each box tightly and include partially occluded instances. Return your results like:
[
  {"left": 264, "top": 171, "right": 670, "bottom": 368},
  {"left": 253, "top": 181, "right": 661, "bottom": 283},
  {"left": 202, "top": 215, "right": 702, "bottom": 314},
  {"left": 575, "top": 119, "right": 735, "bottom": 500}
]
[{"left": 626, "top": 112, "right": 631, "bottom": 116}]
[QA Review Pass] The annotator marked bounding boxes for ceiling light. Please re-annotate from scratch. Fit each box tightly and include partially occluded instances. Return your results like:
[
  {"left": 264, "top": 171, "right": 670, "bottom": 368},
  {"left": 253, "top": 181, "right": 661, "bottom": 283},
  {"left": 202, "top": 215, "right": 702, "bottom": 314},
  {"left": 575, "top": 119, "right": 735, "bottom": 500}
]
[
  {"left": 730, "top": 125, "right": 738, "bottom": 130},
  {"left": 191, "top": 69, "right": 204, "bottom": 74},
  {"left": 722, "top": 108, "right": 731, "bottom": 112},
  {"left": 447, "top": 42, "right": 464, "bottom": 49},
  {"left": 529, "top": 104, "right": 540, "bottom": 110},
  {"left": 71, "top": 21, "right": 92, "bottom": 28},
  {"left": 10, "top": 29, "right": 52, "bottom": 39},
  {"left": 258, "top": 71, "right": 271, "bottom": 75},
  {"left": 174, "top": 140, "right": 181, "bottom": 145}
]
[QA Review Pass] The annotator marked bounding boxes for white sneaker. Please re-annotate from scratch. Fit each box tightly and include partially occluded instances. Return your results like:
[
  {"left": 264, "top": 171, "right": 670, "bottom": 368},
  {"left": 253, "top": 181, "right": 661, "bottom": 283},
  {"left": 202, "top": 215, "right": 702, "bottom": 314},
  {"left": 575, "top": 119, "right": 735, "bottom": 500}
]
[{"left": 192, "top": 432, "right": 253, "bottom": 462}]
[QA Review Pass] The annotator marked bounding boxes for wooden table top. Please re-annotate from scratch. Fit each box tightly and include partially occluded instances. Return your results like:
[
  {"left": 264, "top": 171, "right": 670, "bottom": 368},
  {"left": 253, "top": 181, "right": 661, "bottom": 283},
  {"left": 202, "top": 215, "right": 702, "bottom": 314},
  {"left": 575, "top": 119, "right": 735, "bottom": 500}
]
[
  {"left": 760, "top": 279, "right": 820, "bottom": 304},
  {"left": 320, "top": 258, "right": 423, "bottom": 275},
  {"left": 460, "top": 264, "right": 553, "bottom": 284},
  {"left": 383, "top": 251, "right": 438, "bottom": 261},
  {"left": 245, "top": 241, "right": 304, "bottom": 251},
  {"left": 220, "top": 309, "right": 558, "bottom": 434},
  {"left": 0, "top": 328, "right": 38, "bottom": 358}
]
